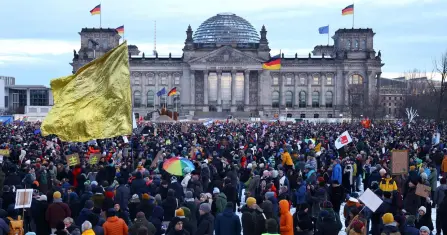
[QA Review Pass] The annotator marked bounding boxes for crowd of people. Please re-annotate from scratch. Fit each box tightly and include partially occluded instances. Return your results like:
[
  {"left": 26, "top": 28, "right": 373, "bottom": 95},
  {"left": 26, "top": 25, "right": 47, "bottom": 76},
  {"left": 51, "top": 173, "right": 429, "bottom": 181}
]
[{"left": 0, "top": 120, "right": 446, "bottom": 235}]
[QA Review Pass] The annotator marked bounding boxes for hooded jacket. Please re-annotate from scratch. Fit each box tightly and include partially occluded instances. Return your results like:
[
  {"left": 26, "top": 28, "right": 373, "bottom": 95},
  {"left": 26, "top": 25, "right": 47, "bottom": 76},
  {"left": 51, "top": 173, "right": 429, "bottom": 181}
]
[
  {"left": 279, "top": 200, "right": 293, "bottom": 235},
  {"left": 215, "top": 208, "right": 241, "bottom": 235},
  {"left": 102, "top": 216, "right": 128, "bottom": 235},
  {"left": 380, "top": 223, "right": 401, "bottom": 235}
]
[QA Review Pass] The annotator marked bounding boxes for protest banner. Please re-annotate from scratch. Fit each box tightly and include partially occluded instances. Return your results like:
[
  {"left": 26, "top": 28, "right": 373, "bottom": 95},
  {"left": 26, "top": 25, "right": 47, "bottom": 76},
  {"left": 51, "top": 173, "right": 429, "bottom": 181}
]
[
  {"left": 89, "top": 153, "right": 101, "bottom": 165},
  {"left": 15, "top": 189, "right": 33, "bottom": 209},
  {"left": 181, "top": 125, "right": 188, "bottom": 133},
  {"left": 391, "top": 150, "right": 409, "bottom": 175},
  {"left": 66, "top": 153, "right": 80, "bottom": 166},
  {"left": 358, "top": 188, "right": 383, "bottom": 212},
  {"left": 0, "top": 149, "right": 10, "bottom": 157},
  {"left": 415, "top": 184, "right": 431, "bottom": 198}
]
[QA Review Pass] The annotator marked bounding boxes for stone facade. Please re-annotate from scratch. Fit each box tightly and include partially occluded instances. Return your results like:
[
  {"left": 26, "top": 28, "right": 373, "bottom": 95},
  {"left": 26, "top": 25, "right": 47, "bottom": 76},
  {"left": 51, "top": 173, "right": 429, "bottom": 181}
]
[{"left": 70, "top": 15, "right": 383, "bottom": 119}]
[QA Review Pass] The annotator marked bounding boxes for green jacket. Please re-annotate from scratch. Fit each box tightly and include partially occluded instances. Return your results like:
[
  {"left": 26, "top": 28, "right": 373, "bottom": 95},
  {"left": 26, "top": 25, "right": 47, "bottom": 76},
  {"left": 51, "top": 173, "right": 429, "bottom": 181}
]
[{"left": 215, "top": 193, "right": 227, "bottom": 214}]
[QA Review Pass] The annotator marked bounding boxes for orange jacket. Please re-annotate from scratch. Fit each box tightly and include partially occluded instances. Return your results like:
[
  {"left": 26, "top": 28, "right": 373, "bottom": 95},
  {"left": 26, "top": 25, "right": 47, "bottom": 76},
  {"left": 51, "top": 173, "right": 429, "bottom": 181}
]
[
  {"left": 441, "top": 156, "right": 447, "bottom": 173},
  {"left": 279, "top": 200, "right": 293, "bottom": 235},
  {"left": 103, "top": 216, "right": 128, "bottom": 235},
  {"left": 281, "top": 152, "right": 293, "bottom": 166}
]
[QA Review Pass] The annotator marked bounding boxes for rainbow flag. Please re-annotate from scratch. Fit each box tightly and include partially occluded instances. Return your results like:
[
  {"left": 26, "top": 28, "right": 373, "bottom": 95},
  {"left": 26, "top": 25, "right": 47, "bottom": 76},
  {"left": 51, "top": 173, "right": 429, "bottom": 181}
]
[
  {"left": 262, "top": 54, "right": 281, "bottom": 70},
  {"left": 168, "top": 87, "right": 177, "bottom": 96},
  {"left": 90, "top": 4, "right": 101, "bottom": 15},
  {"left": 342, "top": 4, "right": 354, "bottom": 15},
  {"left": 116, "top": 25, "right": 124, "bottom": 35}
]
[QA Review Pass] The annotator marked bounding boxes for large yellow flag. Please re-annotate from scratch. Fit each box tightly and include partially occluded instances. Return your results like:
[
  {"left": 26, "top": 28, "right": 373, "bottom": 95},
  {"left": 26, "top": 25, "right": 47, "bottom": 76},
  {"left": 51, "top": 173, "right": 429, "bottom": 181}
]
[{"left": 41, "top": 42, "right": 132, "bottom": 142}]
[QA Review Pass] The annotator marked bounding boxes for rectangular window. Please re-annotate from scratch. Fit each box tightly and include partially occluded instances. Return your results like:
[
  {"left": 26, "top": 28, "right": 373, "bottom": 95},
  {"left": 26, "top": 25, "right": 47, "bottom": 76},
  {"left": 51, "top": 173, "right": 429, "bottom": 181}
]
[
  {"left": 286, "top": 77, "right": 292, "bottom": 85},
  {"left": 235, "top": 73, "right": 244, "bottom": 101},
  {"left": 208, "top": 73, "right": 217, "bottom": 101},
  {"left": 273, "top": 77, "right": 279, "bottom": 85},
  {"left": 221, "top": 73, "right": 231, "bottom": 101},
  {"left": 300, "top": 114, "right": 306, "bottom": 118},
  {"left": 300, "top": 77, "right": 306, "bottom": 85},
  {"left": 174, "top": 77, "right": 180, "bottom": 85},
  {"left": 389, "top": 108, "right": 391, "bottom": 113},
  {"left": 326, "top": 77, "right": 332, "bottom": 85},
  {"left": 313, "top": 76, "right": 319, "bottom": 85}
]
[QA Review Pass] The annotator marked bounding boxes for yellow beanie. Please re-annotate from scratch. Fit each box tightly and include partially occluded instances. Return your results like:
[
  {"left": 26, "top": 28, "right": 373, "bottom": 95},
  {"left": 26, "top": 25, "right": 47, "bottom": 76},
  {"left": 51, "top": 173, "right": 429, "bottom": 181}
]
[
  {"left": 382, "top": 213, "right": 394, "bottom": 224},
  {"left": 53, "top": 191, "right": 61, "bottom": 199},
  {"left": 175, "top": 208, "right": 185, "bottom": 217},
  {"left": 246, "top": 197, "right": 256, "bottom": 207},
  {"left": 142, "top": 193, "right": 150, "bottom": 200},
  {"left": 410, "top": 166, "right": 416, "bottom": 171}
]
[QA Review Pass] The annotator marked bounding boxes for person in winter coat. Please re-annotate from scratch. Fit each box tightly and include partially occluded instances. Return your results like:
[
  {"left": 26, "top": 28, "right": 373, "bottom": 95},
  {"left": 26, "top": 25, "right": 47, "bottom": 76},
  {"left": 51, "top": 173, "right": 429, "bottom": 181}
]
[
  {"left": 81, "top": 221, "right": 95, "bottom": 235},
  {"left": 264, "top": 218, "right": 280, "bottom": 235},
  {"left": 315, "top": 208, "right": 342, "bottom": 235},
  {"left": 293, "top": 203, "right": 313, "bottom": 235},
  {"left": 381, "top": 213, "right": 401, "bottom": 235},
  {"left": 182, "top": 191, "right": 197, "bottom": 230},
  {"left": 180, "top": 207, "right": 196, "bottom": 235},
  {"left": 0, "top": 209, "right": 9, "bottom": 235},
  {"left": 166, "top": 217, "right": 190, "bottom": 235},
  {"left": 330, "top": 159, "right": 342, "bottom": 185},
  {"left": 161, "top": 189, "right": 178, "bottom": 221},
  {"left": 77, "top": 200, "right": 95, "bottom": 226},
  {"left": 403, "top": 215, "right": 419, "bottom": 235},
  {"left": 46, "top": 191, "right": 71, "bottom": 233},
  {"left": 196, "top": 203, "right": 214, "bottom": 235},
  {"left": 69, "top": 192, "right": 81, "bottom": 220},
  {"left": 91, "top": 187, "right": 105, "bottom": 210},
  {"left": 441, "top": 155, "right": 447, "bottom": 177},
  {"left": 130, "top": 172, "right": 146, "bottom": 196},
  {"left": 80, "top": 185, "right": 94, "bottom": 208},
  {"left": 115, "top": 180, "right": 130, "bottom": 210},
  {"left": 222, "top": 178, "right": 238, "bottom": 212},
  {"left": 329, "top": 180, "right": 344, "bottom": 214},
  {"left": 88, "top": 213, "right": 104, "bottom": 235},
  {"left": 309, "top": 181, "right": 327, "bottom": 220},
  {"left": 149, "top": 206, "right": 165, "bottom": 235},
  {"left": 102, "top": 209, "right": 128, "bottom": 235},
  {"left": 279, "top": 200, "right": 293, "bottom": 235},
  {"left": 212, "top": 188, "right": 227, "bottom": 216},
  {"left": 281, "top": 150, "right": 293, "bottom": 171},
  {"left": 379, "top": 172, "right": 398, "bottom": 192},
  {"left": 215, "top": 202, "right": 241, "bottom": 235},
  {"left": 64, "top": 217, "right": 81, "bottom": 235},
  {"left": 137, "top": 194, "right": 155, "bottom": 221},
  {"left": 403, "top": 180, "right": 421, "bottom": 215},
  {"left": 437, "top": 191, "right": 447, "bottom": 235},
  {"left": 129, "top": 212, "right": 156, "bottom": 235},
  {"left": 31, "top": 195, "right": 50, "bottom": 235},
  {"left": 434, "top": 177, "right": 447, "bottom": 207},
  {"left": 415, "top": 206, "right": 433, "bottom": 231},
  {"left": 294, "top": 178, "right": 306, "bottom": 208},
  {"left": 242, "top": 197, "right": 266, "bottom": 235}
]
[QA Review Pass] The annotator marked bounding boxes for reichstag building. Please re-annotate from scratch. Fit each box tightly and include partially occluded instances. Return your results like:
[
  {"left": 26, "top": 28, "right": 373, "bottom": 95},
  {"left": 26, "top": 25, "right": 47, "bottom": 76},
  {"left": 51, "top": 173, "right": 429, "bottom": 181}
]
[{"left": 71, "top": 13, "right": 383, "bottom": 119}]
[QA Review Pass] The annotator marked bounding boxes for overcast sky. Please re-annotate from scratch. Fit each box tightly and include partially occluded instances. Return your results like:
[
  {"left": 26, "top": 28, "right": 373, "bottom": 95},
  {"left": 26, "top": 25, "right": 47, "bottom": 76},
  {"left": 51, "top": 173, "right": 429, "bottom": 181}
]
[{"left": 1, "top": 0, "right": 446, "bottom": 85}]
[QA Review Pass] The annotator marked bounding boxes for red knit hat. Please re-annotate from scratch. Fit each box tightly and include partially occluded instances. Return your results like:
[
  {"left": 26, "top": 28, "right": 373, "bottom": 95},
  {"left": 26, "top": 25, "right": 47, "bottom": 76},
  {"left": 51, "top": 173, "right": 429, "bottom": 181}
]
[
  {"left": 317, "top": 177, "right": 325, "bottom": 183},
  {"left": 105, "top": 191, "right": 114, "bottom": 199}
]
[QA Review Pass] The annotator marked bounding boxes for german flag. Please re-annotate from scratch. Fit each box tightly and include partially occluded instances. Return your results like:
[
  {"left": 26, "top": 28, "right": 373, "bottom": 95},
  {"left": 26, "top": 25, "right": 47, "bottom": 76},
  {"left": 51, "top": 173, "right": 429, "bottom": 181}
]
[
  {"left": 342, "top": 4, "right": 354, "bottom": 16},
  {"left": 90, "top": 4, "right": 101, "bottom": 15},
  {"left": 167, "top": 87, "right": 177, "bottom": 96},
  {"left": 262, "top": 54, "right": 281, "bottom": 70},
  {"left": 116, "top": 25, "right": 124, "bottom": 35}
]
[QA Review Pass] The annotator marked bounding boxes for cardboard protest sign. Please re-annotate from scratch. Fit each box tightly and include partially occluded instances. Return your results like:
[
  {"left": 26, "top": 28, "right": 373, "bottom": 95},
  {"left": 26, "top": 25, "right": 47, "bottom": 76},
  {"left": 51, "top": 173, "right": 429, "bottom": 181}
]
[
  {"left": 0, "top": 149, "right": 10, "bottom": 157},
  {"left": 150, "top": 150, "right": 163, "bottom": 168},
  {"left": 391, "top": 150, "right": 409, "bottom": 175},
  {"left": 181, "top": 125, "right": 188, "bottom": 133},
  {"left": 66, "top": 153, "right": 80, "bottom": 166},
  {"left": 89, "top": 153, "right": 101, "bottom": 165},
  {"left": 15, "top": 189, "right": 33, "bottom": 209},
  {"left": 358, "top": 188, "right": 383, "bottom": 212},
  {"left": 415, "top": 184, "right": 431, "bottom": 198}
]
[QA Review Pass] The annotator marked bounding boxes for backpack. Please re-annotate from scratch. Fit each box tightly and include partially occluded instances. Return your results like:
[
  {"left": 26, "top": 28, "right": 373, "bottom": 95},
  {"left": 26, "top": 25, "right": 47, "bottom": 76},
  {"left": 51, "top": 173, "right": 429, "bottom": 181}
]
[{"left": 7, "top": 216, "right": 24, "bottom": 235}]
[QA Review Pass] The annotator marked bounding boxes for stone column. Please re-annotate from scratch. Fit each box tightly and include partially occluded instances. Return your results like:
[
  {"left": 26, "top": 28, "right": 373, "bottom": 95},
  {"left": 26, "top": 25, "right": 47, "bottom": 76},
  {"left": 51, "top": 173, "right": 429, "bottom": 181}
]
[
  {"left": 307, "top": 74, "right": 312, "bottom": 107},
  {"left": 217, "top": 70, "right": 222, "bottom": 111},
  {"left": 26, "top": 89, "right": 30, "bottom": 106},
  {"left": 279, "top": 73, "right": 285, "bottom": 106},
  {"left": 336, "top": 69, "right": 343, "bottom": 106},
  {"left": 321, "top": 74, "right": 326, "bottom": 107},
  {"left": 190, "top": 70, "right": 195, "bottom": 105},
  {"left": 294, "top": 73, "right": 299, "bottom": 107},
  {"left": 244, "top": 70, "right": 250, "bottom": 106},
  {"left": 168, "top": 73, "right": 173, "bottom": 105},
  {"left": 204, "top": 70, "right": 209, "bottom": 105},
  {"left": 155, "top": 73, "right": 159, "bottom": 106},
  {"left": 344, "top": 71, "right": 350, "bottom": 105},
  {"left": 231, "top": 70, "right": 236, "bottom": 106}
]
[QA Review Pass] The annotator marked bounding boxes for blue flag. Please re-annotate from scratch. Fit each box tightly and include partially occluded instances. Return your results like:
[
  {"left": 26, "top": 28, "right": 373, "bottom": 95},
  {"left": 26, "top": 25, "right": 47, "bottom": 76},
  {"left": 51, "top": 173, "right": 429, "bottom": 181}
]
[
  {"left": 157, "top": 87, "right": 166, "bottom": 97},
  {"left": 318, "top": 25, "right": 329, "bottom": 34}
]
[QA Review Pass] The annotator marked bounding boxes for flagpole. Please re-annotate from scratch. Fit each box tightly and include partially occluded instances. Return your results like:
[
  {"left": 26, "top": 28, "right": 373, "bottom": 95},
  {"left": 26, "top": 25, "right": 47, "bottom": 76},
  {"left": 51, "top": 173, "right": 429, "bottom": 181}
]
[
  {"left": 100, "top": 2, "right": 102, "bottom": 28},
  {"left": 352, "top": 3, "right": 355, "bottom": 28},
  {"left": 279, "top": 49, "right": 281, "bottom": 118},
  {"left": 327, "top": 25, "right": 330, "bottom": 45}
]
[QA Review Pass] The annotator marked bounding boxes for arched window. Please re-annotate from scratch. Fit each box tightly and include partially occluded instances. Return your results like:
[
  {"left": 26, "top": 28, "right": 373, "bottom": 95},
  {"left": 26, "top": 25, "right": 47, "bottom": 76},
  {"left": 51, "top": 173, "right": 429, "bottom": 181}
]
[
  {"left": 146, "top": 91, "right": 155, "bottom": 108},
  {"left": 354, "top": 40, "right": 359, "bottom": 49},
  {"left": 349, "top": 74, "right": 364, "bottom": 85},
  {"left": 299, "top": 91, "right": 306, "bottom": 108},
  {"left": 272, "top": 91, "right": 279, "bottom": 108},
  {"left": 326, "top": 91, "right": 333, "bottom": 108},
  {"left": 360, "top": 40, "right": 366, "bottom": 50},
  {"left": 133, "top": 91, "right": 141, "bottom": 108},
  {"left": 312, "top": 91, "right": 320, "bottom": 107},
  {"left": 285, "top": 91, "right": 293, "bottom": 108},
  {"left": 346, "top": 40, "right": 351, "bottom": 50}
]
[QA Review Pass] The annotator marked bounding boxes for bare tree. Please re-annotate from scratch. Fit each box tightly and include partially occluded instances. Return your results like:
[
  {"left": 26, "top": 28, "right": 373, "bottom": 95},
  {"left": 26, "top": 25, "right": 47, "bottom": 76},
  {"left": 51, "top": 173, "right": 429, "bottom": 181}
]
[{"left": 434, "top": 51, "right": 447, "bottom": 123}]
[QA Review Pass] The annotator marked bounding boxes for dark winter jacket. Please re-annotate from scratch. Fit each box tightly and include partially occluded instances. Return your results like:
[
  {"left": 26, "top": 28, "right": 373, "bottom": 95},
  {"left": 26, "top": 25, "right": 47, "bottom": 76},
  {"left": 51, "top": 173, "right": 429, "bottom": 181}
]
[
  {"left": 293, "top": 206, "right": 313, "bottom": 235},
  {"left": 161, "top": 195, "right": 178, "bottom": 221},
  {"left": 241, "top": 205, "right": 266, "bottom": 235},
  {"left": 403, "top": 187, "right": 421, "bottom": 215},
  {"left": 215, "top": 208, "right": 241, "bottom": 235},
  {"left": 130, "top": 173, "right": 146, "bottom": 196},
  {"left": 46, "top": 201, "right": 71, "bottom": 228},
  {"left": 129, "top": 217, "right": 156, "bottom": 235},
  {"left": 196, "top": 212, "right": 214, "bottom": 235},
  {"left": 149, "top": 206, "right": 165, "bottom": 235},
  {"left": 137, "top": 198, "right": 156, "bottom": 220},
  {"left": 30, "top": 200, "right": 49, "bottom": 235},
  {"left": 115, "top": 185, "right": 130, "bottom": 210},
  {"left": 76, "top": 208, "right": 94, "bottom": 226},
  {"left": 315, "top": 208, "right": 342, "bottom": 235},
  {"left": 403, "top": 225, "right": 419, "bottom": 235}
]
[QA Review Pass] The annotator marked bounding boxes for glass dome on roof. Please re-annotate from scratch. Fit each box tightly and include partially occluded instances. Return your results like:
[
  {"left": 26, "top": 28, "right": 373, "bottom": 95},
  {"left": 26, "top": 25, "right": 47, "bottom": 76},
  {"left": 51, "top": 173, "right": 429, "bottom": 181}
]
[{"left": 193, "top": 13, "right": 260, "bottom": 44}]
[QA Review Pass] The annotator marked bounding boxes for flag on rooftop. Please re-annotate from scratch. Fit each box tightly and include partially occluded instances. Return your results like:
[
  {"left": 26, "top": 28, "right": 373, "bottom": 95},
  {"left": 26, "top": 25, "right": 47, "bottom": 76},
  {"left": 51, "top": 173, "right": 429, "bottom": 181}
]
[
  {"left": 342, "top": 4, "right": 354, "bottom": 15},
  {"left": 116, "top": 25, "right": 124, "bottom": 35},
  {"left": 318, "top": 25, "right": 329, "bottom": 34},
  {"left": 262, "top": 54, "right": 281, "bottom": 70},
  {"left": 90, "top": 4, "right": 101, "bottom": 15},
  {"left": 41, "top": 42, "right": 132, "bottom": 142}
]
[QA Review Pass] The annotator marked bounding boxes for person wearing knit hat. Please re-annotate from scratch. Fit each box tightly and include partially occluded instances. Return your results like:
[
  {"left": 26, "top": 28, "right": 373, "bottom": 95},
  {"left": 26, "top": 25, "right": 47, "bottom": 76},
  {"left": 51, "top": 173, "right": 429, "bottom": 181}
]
[
  {"left": 419, "top": 226, "right": 430, "bottom": 235},
  {"left": 129, "top": 212, "right": 156, "bottom": 235},
  {"left": 47, "top": 191, "right": 71, "bottom": 233},
  {"left": 212, "top": 187, "right": 220, "bottom": 194},
  {"left": 418, "top": 206, "right": 426, "bottom": 214},
  {"left": 53, "top": 191, "right": 61, "bottom": 200},
  {"left": 103, "top": 208, "right": 128, "bottom": 235},
  {"left": 175, "top": 208, "right": 185, "bottom": 218},
  {"left": 142, "top": 193, "right": 150, "bottom": 200},
  {"left": 403, "top": 215, "right": 420, "bottom": 234},
  {"left": 382, "top": 213, "right": 394, "bottom": 225},
  {"left": 379, "top": 168, "right": 387, "bottom": 176},
  {"left": 245, "top": 197, "right": 257, "bottom": 208},
  {"left": 199, "top": 203, "right": 211, "bottom": 214}
]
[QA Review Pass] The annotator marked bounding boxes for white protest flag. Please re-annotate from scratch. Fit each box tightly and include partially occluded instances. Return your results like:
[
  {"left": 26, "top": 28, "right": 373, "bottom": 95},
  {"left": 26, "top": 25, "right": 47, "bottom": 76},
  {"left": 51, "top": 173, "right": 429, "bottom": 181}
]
[
  {"left": 132, "top": 112, "right": 137, "bottom": 129},
  {"left": 334, "top": 131, "right": 352, "bottom": 149},
  {"left": 358, "top": 188, "right": 383, "bottom": 212}
]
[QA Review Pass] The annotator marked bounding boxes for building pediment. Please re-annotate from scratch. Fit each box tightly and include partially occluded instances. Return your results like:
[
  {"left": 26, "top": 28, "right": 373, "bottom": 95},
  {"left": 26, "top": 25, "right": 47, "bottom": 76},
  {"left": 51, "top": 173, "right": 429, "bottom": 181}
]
[{"left": 188, "top": 46, "right": 264, "bottom": 65}]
